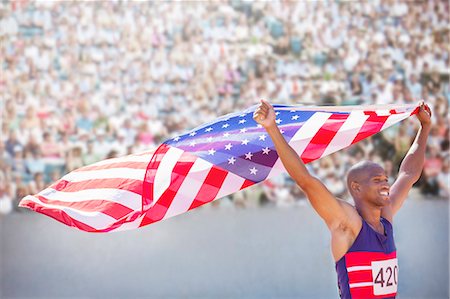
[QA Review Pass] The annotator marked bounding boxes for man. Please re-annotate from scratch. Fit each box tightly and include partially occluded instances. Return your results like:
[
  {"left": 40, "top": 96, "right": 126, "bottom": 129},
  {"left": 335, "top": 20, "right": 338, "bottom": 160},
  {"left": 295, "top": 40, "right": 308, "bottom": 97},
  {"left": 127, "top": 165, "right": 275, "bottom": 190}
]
[{"left": 253, "top": 99, "right": 431, "bottom": 299}]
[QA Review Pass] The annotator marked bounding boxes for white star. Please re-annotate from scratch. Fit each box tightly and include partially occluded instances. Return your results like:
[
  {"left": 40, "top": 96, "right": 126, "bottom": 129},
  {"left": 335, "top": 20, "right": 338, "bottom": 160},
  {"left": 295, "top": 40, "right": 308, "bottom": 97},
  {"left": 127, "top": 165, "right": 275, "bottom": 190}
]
[
  {"left": 208, "top": 149, "right": 216, "bottom": 155},
  {"left": 290, "top": 109, "right": 296, "bottom": 113},
  {"left": 205, "top": 127, "right": 213, "bottom": 132},
  {"left": 249, "top": 167, "right": 258, "bottom": 175},
  {"left": 259, "top": 134, "right": 267, "bottom": 141},
  {"left": 207, "top": 137, "right": 213, "bottom": 142},
  {"left": 225, "top": 143, "right": 233, "bottom": 150},
  {"left": 173, "top": 136, "right": 180, "bottom": 141},
  {"left": 256, "top": 124, "right": 262, "bottom": 128},
  {"left": 275, "top": 119, "right": 282, "bottom": 124},
  {"left": 228, "top": 157, "right": 236, "bottom": 165},
  {"left": 222, "top": 123, "right": 230, "bottom": 128},
  {"left": 241, "top": 139, "right": 249, "bottom": 145},
  {"left": 245, "top": 152, "right": 253, "bottom": 160},
  {"left": 240, "top": 128, "right": 248, "bottom": 133},
  {"left": 275, "top": 111, "right": 280, "bottom": 115},
  {"left": 280, "top": 129, "right": 285, "bottom": 134},
  {"left": 262, "top": 147, "right": 271, "bottom": 155},
  {"left": 189, "top": 141, "right": 196, "bottom": 147},
  {"left": 189, "top": 131, "right": 197, "bottom": 136},
  {"left": 292, "top": 115, "right": 299, "bottom": 120},
  {"left": 239, "top": 119, "right": 247, "bottom": 124},
  {"left": 223, "top": 132, "right": 230, "bottom": 138},
  {"left": 239, "top": 113, "right": 246, "bottom": 117}
]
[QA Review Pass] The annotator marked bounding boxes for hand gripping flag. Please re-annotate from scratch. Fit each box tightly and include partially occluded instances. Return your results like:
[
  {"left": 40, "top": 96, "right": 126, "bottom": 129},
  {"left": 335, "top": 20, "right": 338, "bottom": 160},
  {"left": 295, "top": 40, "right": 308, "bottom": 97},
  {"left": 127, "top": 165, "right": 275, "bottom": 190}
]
[{"left": 19, "top": 103, "right": 420, "bottom": 232}]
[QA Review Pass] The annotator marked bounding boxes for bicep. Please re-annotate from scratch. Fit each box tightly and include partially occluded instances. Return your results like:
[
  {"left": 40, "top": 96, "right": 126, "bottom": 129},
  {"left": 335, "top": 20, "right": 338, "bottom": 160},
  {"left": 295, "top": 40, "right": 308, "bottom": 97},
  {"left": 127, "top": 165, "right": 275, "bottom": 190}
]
[
  {"left": 299, "top": 176, "right": 356, "bottom": 230},
  {"left": 386, "top": 172, "right": 416, "bottom": 216}
]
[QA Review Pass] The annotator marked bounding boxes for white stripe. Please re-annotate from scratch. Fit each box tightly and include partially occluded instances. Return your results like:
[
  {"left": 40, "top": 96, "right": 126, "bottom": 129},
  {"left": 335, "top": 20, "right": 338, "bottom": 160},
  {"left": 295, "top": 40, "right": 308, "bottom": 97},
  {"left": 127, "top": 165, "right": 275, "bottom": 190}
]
[
  {"left": 347, "top": 265, "right": 372, "bottom": 272},
  {"left": 381, "top": 112, "right": 412, "bottom": 131},
  {"left": 216, "top": 171, "right": 246, "bottom": 199},
  {"left": 275, "top": 104, "right": 416, "bottom": 112},
  {"left": 266, "top": 112, "right": 330, "bottom": 179},
  {"left": 376, "top": 109, "right": 391, "bottom": 116},
  {"left": 85, "top": 154, "right": 153, "bottom": 167},
  {"left": 163, "top": 158, "right": 213, "bottom": 219},
  {"left": 22, "top": 196, "right": 117, "bottom": 230},
  {"left": 37, "top": 188, "right": 141, "bottom": 211},
  {"left": 153, "top": 146, "right": 185, "bottom": 201},
  {"left": 62, "top": 168, "right": 146, "bottom": 182},
  {"left": 349, "top": 282, "right": 374, "bottom": 288},
  {"left": 111, "top": 214, "right": 146, "bottom": 232},
  {"left": 290, "top": 112, "right": 332, "bottom": 142},
  {"left": 321, "top": 111, "right": 370, "bottom": 157}
]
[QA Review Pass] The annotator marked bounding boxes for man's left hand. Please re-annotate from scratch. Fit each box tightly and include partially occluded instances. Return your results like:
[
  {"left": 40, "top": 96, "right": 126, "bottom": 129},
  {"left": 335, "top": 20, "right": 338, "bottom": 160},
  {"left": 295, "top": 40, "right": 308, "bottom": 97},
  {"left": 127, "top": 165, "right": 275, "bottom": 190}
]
[{"left": 417, "top": 100, "right": 432, "bottom": 127}]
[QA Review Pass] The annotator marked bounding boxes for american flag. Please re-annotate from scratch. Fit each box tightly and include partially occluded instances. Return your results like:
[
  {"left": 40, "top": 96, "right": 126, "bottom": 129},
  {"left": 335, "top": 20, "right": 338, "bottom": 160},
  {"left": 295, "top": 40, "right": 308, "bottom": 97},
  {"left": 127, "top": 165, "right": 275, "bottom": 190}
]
[{"left": 19, "top": 104, "right": 419, "bottom": 233}]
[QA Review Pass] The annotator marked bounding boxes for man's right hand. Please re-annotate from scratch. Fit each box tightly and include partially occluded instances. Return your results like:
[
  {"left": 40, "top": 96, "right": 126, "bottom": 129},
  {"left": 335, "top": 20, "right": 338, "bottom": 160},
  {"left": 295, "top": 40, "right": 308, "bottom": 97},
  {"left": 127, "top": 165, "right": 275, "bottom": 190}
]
[{"left": 253, "top": 99, "right": 277, "bottom": 129}]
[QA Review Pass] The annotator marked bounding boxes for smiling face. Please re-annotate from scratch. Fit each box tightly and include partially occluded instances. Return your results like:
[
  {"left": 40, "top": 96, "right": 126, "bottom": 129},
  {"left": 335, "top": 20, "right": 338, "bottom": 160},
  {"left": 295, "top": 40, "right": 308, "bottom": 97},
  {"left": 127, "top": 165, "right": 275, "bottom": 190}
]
[{"left": 347, "top": 161, "right": 391, "bottom": 209}]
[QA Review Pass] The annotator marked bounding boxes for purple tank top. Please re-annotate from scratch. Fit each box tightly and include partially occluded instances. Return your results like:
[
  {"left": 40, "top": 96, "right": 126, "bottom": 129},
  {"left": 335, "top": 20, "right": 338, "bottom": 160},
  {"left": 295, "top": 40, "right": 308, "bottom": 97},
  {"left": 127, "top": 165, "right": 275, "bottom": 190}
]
[{"left": 335, "top": 217, "right": 398, "bottom": 299}]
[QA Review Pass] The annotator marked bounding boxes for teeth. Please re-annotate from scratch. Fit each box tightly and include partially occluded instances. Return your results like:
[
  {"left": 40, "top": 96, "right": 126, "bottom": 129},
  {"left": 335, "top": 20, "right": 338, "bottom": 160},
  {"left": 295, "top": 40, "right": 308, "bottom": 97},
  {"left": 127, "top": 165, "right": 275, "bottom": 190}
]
[{"left": 380, "top": 191, "right": 389, "bottom": 196}]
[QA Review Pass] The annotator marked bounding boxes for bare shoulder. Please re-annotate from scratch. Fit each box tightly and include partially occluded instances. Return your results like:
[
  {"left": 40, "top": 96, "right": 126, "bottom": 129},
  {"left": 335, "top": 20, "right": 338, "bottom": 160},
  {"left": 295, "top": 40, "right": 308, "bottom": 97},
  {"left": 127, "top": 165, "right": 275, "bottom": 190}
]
[{"left": 330, "top": 199, "right": 363, "bottom": 261}]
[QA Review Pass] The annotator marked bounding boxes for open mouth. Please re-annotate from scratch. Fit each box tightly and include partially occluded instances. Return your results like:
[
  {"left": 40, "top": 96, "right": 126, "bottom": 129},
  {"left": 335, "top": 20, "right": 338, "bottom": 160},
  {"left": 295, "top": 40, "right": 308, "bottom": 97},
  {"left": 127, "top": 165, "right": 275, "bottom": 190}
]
[{"left": 380, "top": 190, "right": 390, "bottom": 197}]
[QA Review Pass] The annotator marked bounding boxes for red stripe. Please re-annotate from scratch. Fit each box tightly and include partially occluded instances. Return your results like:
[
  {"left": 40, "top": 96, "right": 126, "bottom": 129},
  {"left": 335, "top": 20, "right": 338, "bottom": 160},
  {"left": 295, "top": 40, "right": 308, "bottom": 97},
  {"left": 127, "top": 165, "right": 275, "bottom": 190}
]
[
  {"left": 141, "top": 151, "right": 197, "bottom": 226},
  {"left": 30, "top": 194, "right": 134, "bottom": 220},
  {"left": 345, "top": 251, "right": 397, "bottom": 267},
  {"left": 350, "top": 286, "right": 396, "bottom": 299},
  {"left": 75, "top": 161, "right": 150, "bottom": 172},
  {"left": 50, "top": 178, "right": 143, "bottom": 195},
  {"left": 301, "top": 114, "right": 348, "bottom": 163},
  {"left": 19, "top": 200, "right": 97, "bottom": 232},
  {"left": 142, "top": 144, "right": 171, "bottom": 209},
  {"left": 189, "top": 165, "right": 228, "bottom": 210},
  {"left": 351, "top": 113, "right": 389, "bottom": 144},
  {"left": 348, "top": 270, "right": 373, "bottom": 284},
  {"left": 240, "top": 179, "right": 255, "bottom": 189}
]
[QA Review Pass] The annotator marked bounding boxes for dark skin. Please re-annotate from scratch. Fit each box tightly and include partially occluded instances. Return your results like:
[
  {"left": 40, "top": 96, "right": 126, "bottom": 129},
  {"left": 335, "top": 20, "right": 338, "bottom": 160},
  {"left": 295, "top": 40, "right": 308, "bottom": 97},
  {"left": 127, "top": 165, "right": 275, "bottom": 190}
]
[{"left": 254, "top": 99, "right": 431, "bottom": 261}]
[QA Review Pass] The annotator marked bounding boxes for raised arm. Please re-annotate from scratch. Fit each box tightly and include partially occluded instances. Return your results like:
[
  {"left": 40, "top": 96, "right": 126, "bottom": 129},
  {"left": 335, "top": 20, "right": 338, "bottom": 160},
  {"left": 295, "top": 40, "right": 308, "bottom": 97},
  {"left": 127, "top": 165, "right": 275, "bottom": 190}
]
[
  {"left": 253, "top": 100, "right": 359, "bottom": 231},
  {"left": 384, "top": 101, "right": 432, "bottom": 218}
]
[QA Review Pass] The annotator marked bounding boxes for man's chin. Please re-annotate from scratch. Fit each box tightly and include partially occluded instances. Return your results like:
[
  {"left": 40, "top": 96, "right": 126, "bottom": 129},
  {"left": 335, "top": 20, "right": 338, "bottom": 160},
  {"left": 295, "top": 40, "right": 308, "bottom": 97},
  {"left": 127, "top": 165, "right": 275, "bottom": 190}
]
[{"left": 380, "top": 196, "right": 391, "bottom": 205}]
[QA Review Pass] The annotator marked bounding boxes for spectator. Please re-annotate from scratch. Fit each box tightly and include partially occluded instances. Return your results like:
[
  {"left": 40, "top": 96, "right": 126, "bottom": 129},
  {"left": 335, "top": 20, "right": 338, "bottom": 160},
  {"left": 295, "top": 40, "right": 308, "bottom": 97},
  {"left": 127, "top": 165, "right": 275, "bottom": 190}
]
[{"left": 1, "top": 1, "right": 449, "bottom": 210}]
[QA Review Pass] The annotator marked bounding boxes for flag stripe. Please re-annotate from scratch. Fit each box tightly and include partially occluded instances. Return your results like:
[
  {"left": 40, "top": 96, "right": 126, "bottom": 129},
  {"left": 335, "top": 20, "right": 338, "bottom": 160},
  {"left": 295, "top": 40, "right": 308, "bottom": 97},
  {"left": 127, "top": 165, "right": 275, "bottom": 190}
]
[
  {"left": 50, "top": 178, "right": 143, "bottom": 195},
  {"left": 163, "top": 157, "right": 213, "bottom": 219},
  {"left": 381, "top": 112, "right": 413, "bottom": 131},
  {"left": 21, "top": 196, "right": 116, "bottom": 230},
  {"left": 352, "top": 113, "right": 389, "bottom": 144},
  {"left": 63, "top": 168, "right": 146, "bottom": 183},
  {"left": 35, "top": 187, "right": 141, "bottom": 210},
  {"left": 141, "top": 152, "right": 197, "bottom": 226},
  {"left": 153, "top": 146, "right": 185, "bottom": 201},
  {"left": 189, "top": 165, "right": 229, "bottom": 210},
  {"left": 76, "top": 153, "right": 154, "bottom": 169},
  {"left": 215, "top": 171, "right": 247, "bottom": 199},
  {"left": 301, "top": 114, "right": 349, "bottom": 163},
  {"left": 266, "top": 112, "right": 332, "bottom": 180},
  {"left": 20, "top": 198, "right": 98, "bottom": 232},
  {"left": 77, "top": 162, "right": 150, "bottom": 172},
  {"left": 321, "top": 112, "right": 370, "bottom": 157},
  {"left": 25, "top": 194, "right": 134, "bottom": 220}
]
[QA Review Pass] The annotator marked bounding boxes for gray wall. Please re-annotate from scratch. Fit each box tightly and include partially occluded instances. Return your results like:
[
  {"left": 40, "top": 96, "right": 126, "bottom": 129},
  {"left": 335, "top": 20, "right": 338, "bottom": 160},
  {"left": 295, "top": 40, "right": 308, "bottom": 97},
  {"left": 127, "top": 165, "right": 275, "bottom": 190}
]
[{"left": 1, "top": 198, "right": 448, "bottom": 299}]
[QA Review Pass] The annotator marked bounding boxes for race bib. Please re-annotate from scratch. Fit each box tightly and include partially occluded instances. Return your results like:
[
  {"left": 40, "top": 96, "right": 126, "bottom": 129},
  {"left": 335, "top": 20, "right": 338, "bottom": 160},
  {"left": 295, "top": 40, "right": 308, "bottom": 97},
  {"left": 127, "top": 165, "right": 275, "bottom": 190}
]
[{"left": 371, "top": 258, "right": 399, "bottom": 296}]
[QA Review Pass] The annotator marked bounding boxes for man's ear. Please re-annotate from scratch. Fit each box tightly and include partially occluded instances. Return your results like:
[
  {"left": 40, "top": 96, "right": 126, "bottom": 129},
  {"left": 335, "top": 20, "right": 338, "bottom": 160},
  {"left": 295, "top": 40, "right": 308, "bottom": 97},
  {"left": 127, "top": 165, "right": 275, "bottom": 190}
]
[{"left": 351, "top": 181, "right": 360, "bottom": 193}]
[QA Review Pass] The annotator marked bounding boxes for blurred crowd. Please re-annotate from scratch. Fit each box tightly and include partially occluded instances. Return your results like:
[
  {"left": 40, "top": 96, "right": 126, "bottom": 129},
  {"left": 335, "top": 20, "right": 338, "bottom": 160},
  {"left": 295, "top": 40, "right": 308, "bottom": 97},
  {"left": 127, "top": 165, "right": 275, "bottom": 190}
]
[{"left": 1, "top": 0, "right": 449, "bottom": 214}]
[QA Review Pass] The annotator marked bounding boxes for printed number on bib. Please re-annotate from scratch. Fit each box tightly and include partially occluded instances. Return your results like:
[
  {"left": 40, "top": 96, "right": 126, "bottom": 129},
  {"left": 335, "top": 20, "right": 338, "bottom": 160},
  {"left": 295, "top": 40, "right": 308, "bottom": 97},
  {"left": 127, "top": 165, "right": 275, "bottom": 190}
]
[{"left": 371, "top": 258, "right": 398, "bottom": 296}]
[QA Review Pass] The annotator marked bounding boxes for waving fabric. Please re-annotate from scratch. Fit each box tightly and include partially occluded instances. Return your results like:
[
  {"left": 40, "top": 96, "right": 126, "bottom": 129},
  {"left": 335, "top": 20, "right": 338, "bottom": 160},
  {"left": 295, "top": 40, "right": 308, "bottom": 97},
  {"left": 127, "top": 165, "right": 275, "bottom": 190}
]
[{"left": 20, "top": 104, "right": 419, "bottom": 232}]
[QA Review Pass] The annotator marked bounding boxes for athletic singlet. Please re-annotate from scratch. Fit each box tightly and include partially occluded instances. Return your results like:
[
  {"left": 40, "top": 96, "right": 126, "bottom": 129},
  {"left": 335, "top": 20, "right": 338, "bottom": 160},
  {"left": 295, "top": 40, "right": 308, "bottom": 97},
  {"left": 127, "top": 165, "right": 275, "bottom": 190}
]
[{"left": 335, "top": 217, "right": 398, "bottom": 299}]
